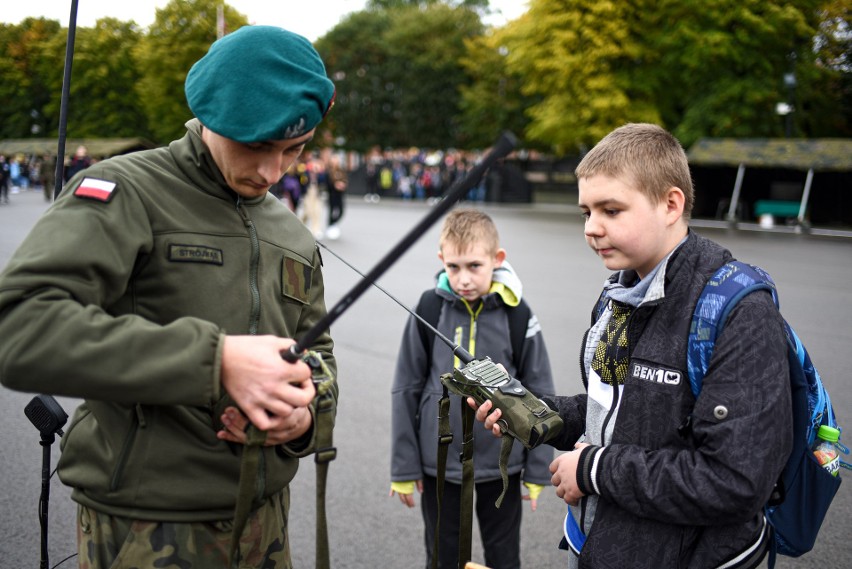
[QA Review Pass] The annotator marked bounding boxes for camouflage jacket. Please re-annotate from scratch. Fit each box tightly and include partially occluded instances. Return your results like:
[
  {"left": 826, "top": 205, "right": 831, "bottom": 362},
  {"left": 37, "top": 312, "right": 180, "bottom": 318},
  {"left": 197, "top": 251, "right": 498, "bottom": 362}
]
[{"left": 0, "top": 119, "right": 336, "bottom": 521}]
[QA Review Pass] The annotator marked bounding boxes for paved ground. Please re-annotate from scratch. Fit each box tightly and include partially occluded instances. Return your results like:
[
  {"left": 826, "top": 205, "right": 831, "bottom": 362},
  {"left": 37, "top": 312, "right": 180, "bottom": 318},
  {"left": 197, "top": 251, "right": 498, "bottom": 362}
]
[{"left": 1, "top": 187, "right": 850, "bottom": 568}]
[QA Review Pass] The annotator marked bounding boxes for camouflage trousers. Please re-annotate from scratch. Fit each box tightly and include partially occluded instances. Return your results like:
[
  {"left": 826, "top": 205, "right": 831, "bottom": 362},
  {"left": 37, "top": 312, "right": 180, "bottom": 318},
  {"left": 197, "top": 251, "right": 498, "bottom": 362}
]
[{"left": 77, "top": 487, "right": 292, "bottom": 569}]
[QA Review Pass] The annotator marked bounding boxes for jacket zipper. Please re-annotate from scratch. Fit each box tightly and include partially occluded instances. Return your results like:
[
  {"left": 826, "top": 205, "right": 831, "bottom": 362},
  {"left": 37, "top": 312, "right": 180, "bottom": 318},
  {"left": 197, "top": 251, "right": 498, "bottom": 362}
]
[
  {"left": 109, "top": 404, "right": 144, "bottom": 491},
  {"left": 236, "top": 197, "right": 261, "bottom": 335},
  {"left": 235, "top": 197, "right": 265, "bottom": 504}
]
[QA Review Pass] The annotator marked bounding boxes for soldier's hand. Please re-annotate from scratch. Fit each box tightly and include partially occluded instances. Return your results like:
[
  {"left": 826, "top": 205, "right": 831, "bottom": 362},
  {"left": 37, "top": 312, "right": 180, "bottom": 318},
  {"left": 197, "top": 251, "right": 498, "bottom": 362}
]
[
  {"left": 220, "top": 335, "right": 315, "bottom": 431},
  {"left": 217, "top": 405, "right": 313, "bottom": 445}
]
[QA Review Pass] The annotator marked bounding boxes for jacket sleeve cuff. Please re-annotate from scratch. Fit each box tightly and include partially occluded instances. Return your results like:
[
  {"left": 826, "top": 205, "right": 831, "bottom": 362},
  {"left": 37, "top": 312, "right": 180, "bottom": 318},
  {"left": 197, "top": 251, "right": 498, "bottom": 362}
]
[{"left": 576, "top": 445, "right": 603, "bottom": 496}]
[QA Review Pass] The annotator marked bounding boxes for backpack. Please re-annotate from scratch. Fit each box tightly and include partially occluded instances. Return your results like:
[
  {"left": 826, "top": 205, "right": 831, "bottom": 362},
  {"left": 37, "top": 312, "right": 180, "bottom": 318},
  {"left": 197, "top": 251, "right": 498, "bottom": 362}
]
[
  {"left": 413, "top": 289, "right": 530, "bottom": 371},
  {"left": 688, "top": 261, "right": 843, "bottom": 564}
]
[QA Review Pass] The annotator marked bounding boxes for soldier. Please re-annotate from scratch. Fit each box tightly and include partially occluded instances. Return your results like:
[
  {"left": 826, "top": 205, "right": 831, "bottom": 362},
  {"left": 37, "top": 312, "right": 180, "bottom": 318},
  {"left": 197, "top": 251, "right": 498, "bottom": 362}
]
[{"left": 0, "top": 26, "right": 337, "bottom": 569}]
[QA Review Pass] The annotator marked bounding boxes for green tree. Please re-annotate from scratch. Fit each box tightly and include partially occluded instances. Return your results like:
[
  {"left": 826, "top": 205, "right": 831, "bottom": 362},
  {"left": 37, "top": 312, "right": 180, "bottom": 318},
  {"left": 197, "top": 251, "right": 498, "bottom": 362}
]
[
  {"left": 319, "top": 2, "right": 483, "bottom": 149},
  {"left": 800, "top": 0, "right": 851, "bottom": 136},
  {"left": 501, "top": 0, "right": 838, "bottom": 154},
  {"left": 0, "top": 18, "right": 63, "bottom": 139},
  {"left": 652, "top": 0, "right": 823, "bottom": 144},
  {"left": 367, "top": 0, "right": 488, "bottom": 9},
  {"left": 315, "top": 10, "right": 396, "bottom": 152},
  {"left": 507, "top": 1, "right": 662, "bottom": 154},
  {"left": 457, "top": 24, "right": 535, "bottom": 148},
  {"left": 50, "top": 18, "right": 149, "bottom": 138},
  {"left": 383, "top": 3, "right": 484, "bottom": 148},
  {"left": 135, "top": 0, "right": 248, "bottom": 143}
]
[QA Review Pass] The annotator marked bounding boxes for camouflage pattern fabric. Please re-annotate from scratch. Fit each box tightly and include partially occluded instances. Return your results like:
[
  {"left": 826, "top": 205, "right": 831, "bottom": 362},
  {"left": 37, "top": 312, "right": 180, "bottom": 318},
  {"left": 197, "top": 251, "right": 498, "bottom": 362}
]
[{"left": 77, "top": 488, "right": 291, "bottom": 569}]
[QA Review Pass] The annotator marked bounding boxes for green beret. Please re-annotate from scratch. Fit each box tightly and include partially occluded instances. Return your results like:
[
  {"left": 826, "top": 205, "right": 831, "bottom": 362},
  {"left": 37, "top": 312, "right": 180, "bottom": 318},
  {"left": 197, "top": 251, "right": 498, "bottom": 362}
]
[{"left": 185, "top": 25, "right": 335, "bottom": 142}]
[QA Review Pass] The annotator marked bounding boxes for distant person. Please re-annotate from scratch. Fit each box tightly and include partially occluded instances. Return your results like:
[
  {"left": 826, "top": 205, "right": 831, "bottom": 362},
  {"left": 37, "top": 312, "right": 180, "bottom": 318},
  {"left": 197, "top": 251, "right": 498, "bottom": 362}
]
[
  {"left": 41, "top": 154, "right": 57, "bottom": 201},
  {"left": 324, "top": 153, "right": 347, "bottom": 239},
  {"left": 0, "top": 155, "right": 9, "bottom": 204},
  {"left": 63, "top": 145, "right": 93, "bottom": 182},
  {"left": 471, "top": 123, "right": 792, "bottom": 569},
  {"left": 0, "top": 25, "right": 338, "bottom": 569},
  {"left": 391, "top": 209, "right": 555, "bottom": 569}
]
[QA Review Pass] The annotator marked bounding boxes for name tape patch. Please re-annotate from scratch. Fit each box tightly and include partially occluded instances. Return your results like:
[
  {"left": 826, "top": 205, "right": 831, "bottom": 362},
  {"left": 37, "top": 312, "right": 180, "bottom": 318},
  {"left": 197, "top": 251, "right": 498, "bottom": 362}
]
[
  {"left": 168, "top": 244, "right": 224, "bottom": 265},
  {"left": 74, "top": 177, "right": 117, "bottom": 202}
]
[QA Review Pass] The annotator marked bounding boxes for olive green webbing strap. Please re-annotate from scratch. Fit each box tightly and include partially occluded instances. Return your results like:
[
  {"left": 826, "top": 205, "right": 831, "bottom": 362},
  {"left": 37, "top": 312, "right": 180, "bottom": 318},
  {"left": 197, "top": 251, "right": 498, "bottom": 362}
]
[
  {"left": 313, "top": 379, "right": 337, "bottom": 569},
  {"left": 458, "top": 403, "right": 476, "bottom": 569},
  {"left": 495, "top": 435, "right": 514, "bottom": 508},
  {"left": 229, "top": 426, "right": 268, "bottom": 569},
  {"left": 432, "top": 389, "right": 452, "bottom": 569}
]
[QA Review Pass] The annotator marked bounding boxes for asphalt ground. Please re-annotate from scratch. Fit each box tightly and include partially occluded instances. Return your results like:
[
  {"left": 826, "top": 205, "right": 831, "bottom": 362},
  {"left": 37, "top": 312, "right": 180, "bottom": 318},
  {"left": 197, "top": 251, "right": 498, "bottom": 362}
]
[{"left": 1, "top": 187, "right": 850, "bottom": 568}]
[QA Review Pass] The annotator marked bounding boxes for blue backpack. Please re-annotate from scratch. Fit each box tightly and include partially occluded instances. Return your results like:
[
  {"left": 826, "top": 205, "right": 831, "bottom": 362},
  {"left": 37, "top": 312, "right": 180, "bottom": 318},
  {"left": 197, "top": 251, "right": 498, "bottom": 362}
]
[
  {"left": 688, "top": 261, "right": 845, "bottom": 564},
  {"left": 566, "top": 261, "right": 846, "bottom": 564}
]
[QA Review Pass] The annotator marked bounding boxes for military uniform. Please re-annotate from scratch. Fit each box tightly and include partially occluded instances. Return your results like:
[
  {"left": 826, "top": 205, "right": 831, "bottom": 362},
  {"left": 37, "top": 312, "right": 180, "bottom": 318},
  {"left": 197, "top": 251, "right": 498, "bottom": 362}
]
[{"left": 0, "top": 119, "right": 337, "bottom": 565}]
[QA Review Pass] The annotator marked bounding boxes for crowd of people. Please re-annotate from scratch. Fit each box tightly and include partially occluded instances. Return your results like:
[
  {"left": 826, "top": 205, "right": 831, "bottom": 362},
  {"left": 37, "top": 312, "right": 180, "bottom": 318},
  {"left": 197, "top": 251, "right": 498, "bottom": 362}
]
[
  {"left": 363, "top": 146, "right": 488, "bottom": 204},
  {"left": 0, "top": 145, "right": 94, "bottom": 204}
]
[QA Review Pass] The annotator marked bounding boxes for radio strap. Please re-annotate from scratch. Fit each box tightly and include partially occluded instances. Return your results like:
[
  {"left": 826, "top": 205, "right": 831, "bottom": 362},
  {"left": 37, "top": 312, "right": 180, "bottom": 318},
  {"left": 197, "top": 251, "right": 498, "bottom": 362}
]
[
  {"left": 228, "top": 352, "right": 336, "bottom": 569},
  {"left": 458, "top": 403, "right": 476, "bottom": 568},
  {"left": 433, "top": 393, "right": 518, "bottom": 568},
  {"left": 432, "top": 387, "right": 453, "bottom": 569},
  {"left": 229, "top": 426, "right": 268, "bottom": 568}
]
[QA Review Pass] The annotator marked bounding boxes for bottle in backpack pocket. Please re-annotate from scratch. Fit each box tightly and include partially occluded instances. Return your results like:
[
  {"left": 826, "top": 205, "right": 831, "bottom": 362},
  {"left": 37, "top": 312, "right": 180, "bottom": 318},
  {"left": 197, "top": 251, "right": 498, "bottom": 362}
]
[{"left": 812, "top": 425, "right": 841, "bottom": 477}]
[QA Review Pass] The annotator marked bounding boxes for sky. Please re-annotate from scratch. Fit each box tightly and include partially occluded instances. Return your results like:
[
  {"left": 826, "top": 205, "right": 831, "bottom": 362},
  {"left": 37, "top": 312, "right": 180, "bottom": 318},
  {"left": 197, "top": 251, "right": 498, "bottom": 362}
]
[{"left": 3, "top": 1, "right": 529, "bottom": 42}]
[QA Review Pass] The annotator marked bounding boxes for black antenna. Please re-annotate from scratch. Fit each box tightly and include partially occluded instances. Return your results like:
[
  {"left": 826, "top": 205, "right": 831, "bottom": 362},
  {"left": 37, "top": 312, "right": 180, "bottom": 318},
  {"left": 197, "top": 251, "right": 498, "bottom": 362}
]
[
  {"left": 316, "top": 241, "right": 474, "bottom": 364},
  {"left": 282, "top": 131, "right": 516, "bottom": 362},
  {"left": 54, "top": 0, "right": 80, "bottom": 200}
]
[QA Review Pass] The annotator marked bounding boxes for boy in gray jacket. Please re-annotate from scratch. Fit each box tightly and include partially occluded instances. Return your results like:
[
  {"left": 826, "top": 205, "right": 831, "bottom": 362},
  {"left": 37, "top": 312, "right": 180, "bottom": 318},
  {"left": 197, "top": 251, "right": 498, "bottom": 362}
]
[{"left": 390, "top": 208, "right": 555, "bottom": 569}]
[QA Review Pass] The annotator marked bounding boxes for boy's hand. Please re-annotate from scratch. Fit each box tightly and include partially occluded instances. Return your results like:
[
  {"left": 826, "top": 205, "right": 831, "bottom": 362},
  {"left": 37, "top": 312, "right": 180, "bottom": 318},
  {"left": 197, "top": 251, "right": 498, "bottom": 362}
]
[
  {"left": 550, "top": 443, "right": 590, "bottom": 506},
  {"left": 467, "top": 397, "right": 503, "bottom": 437},
  {"left": 523, "top": 482, "right": 544, "bottom": 511},
  {"left": 389, "top": 480, "right": 423, "bottom": 508}
]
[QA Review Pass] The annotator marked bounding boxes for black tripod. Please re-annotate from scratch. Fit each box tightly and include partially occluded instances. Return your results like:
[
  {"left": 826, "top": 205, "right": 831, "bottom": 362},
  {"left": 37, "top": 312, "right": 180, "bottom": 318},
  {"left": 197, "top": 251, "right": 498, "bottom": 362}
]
[{"left": 25, "top": 395, "right": 68, "bottom": 569}]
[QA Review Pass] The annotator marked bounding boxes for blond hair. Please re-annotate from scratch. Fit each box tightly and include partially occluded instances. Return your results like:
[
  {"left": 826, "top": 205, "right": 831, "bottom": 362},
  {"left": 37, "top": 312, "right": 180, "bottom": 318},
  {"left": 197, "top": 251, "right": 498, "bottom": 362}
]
[
  {"left": 439, "top": 209, "right": 500, "bottom": 255},
  {"left": 575, "top": 123, "right": 694, "bottom": 220}
]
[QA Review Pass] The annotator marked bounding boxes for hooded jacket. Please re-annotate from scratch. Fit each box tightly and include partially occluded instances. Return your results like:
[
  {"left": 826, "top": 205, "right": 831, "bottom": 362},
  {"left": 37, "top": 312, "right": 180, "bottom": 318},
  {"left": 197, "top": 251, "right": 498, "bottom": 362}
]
[
  {"left": 391, "top": 262, "right": 555, "bottom": 485},
  {"left": 543, "top": 231, "right": 792, "bottom": 569},
  {"left": 0, "top": 119, "right": 336, "bottom": 521}
]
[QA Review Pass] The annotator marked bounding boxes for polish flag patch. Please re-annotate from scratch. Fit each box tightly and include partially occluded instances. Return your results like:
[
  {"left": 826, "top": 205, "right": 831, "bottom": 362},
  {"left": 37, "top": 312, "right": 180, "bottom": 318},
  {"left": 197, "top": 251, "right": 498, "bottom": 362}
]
[{"left": 74, "top": 177, "right": 117, "bottom": 202}]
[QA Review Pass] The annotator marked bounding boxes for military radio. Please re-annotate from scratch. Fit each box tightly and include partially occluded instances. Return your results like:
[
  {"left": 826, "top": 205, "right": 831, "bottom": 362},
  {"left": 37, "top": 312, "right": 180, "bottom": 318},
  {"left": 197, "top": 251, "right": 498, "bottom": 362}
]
[{"left": 440, "top": 357, "right": 562, "bottom": 450}]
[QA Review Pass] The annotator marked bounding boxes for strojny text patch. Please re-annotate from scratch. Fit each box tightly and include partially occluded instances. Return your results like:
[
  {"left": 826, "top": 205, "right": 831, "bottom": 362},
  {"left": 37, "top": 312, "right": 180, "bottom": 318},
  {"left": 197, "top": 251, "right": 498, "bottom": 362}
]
[{"left": 168, "top": 244, "right": 224, "bottom": 265}]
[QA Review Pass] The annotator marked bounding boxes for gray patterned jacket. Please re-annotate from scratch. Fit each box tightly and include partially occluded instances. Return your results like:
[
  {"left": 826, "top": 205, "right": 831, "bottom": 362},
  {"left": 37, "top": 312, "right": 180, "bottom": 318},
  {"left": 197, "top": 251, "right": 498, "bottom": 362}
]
[{"left": 544, "top": 231, "right": 793, "bottom": 569}]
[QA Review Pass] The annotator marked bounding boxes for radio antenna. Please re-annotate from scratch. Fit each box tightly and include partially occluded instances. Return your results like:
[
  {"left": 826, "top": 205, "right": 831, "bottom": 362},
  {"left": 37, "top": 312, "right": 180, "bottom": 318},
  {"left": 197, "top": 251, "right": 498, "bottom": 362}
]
[{"left": 316, "top": 241, "right": 474, "bottom": 364}]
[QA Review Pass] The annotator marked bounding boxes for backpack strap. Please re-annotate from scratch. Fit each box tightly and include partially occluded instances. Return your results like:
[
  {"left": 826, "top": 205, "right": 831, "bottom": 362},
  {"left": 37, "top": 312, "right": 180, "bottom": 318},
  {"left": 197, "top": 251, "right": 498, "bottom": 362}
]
[
  {"left": 415, "top": 289, "right": 443, "bottom": 363},
  {"left": 687, "top": 261, "right": 779, "bottom": 396},
  {"left": 415, "top": 289, "right": 531, "bottom": 371}
]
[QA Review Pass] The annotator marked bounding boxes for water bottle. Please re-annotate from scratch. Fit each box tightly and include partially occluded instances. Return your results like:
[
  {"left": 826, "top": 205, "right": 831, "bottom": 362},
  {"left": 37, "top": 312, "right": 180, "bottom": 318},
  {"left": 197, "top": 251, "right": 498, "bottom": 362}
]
[{"left": 812, "top": 425, "right": 841, "bottom": 477}]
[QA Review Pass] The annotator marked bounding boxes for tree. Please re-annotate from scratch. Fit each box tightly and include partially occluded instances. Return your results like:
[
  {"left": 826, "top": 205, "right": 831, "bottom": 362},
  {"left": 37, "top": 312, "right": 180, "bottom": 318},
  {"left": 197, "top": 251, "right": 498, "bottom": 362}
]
[
  {"left": 135, "top": 0, "right": 248, "bottom": 143},
  {"left": 318, "top": 2, "right": 483, "bottom": 150},
  {"left": 49, "top": 18, "right": 149, "bottom": 139},
  {"left": 382, "top": 3, "right": 484, "bottom": 148},
  {"left": 507, "top": 1, "right": 662, "bottom": 154},
  {"left": 458, "top": 24, "right": 535, "bottom": 148},
  {"left": 651, "top": 0, "right": 824, "bottom": 144},
  {"left": 314, "top": 10, "right": 396, "bottom": 152},
  {"left": 0, "top": 18, "right": 63, "bottom": 139},
  {"left": 499, "top": 0, "right": 839, "bottom": 154}
]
